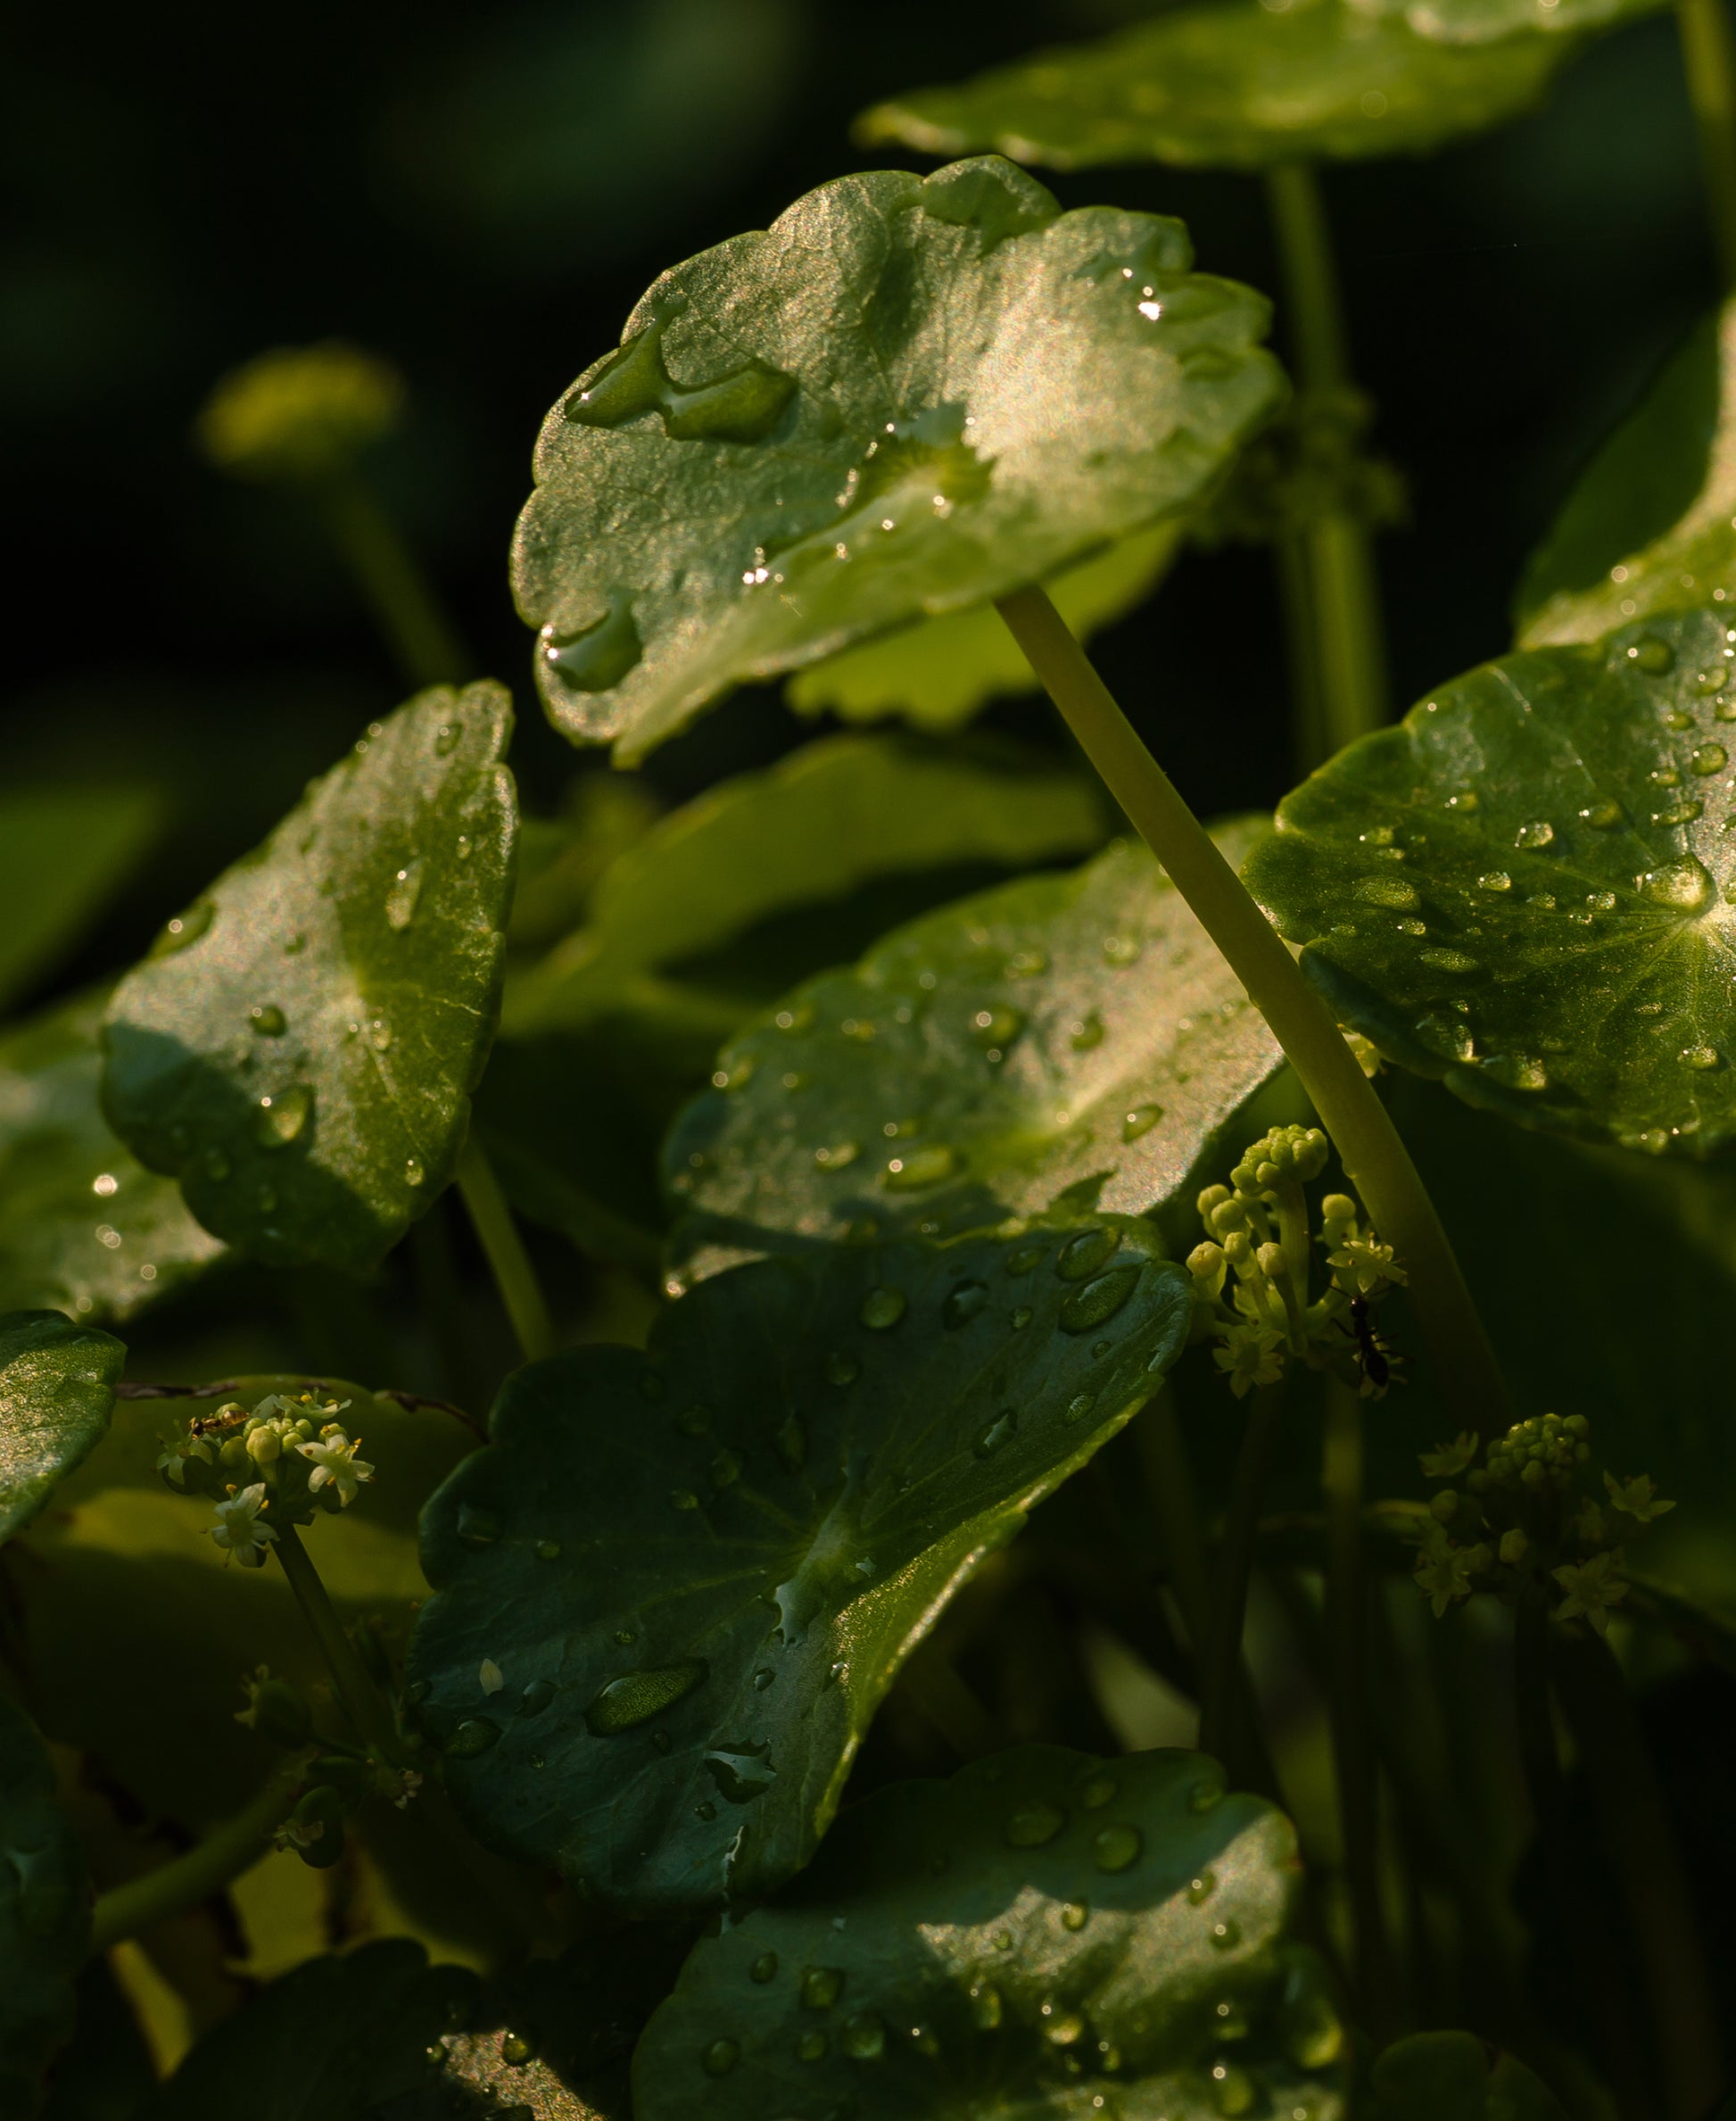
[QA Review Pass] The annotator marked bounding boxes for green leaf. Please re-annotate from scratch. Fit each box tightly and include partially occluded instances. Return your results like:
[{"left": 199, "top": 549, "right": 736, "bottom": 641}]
[
  {"left": 511, "top": 156, "right": 1281, "bottom": 763},
  {"left": 1243, "top": 604, "right": 1736, "bottom": 1154},
  {"left": 857, "top": 0, "right": 1576, "bottom": 175},
  {"left": 0, "top": 991, "right": 227, "bottom": 1323},
  {"left": 1522, "top": 300, "right": 1736, "bottom": 647},
  {"left": 663, "top": 820, "right": 1282, "bottom": 1287},
  {"left": 1368, "top": 2032, "right": 1568, "bottom": 2120},
  {"left": 407, "top": 1224, "right": 1192, "bottom": 1916},
  {"left": 1358, "top": 0, "right": 1663, "bottom": 40},
  {"left": 0, "top": 1696, "right": 90, "bottom": 2119},
  {"left": 632, "top": 1744, "right": 1347, "bottom": 2121},
  {"left": 0, "top": 785, "right": 162, "bottom": 1020},
  {"left": 102, "top": 684, "right": 517, "bottom": 1274},
  {"left": 0, "top": 1310, "right": 123, "bottom": 1547},
  {"left": 505, "top": 734, "right": 1105, "bottom": 1034},
  {"left": 786, "top": 524, "right": 1181, "bottom": 733},
  {"left": 138, "top": 1941, "right": 476, "bottom": 2121}
]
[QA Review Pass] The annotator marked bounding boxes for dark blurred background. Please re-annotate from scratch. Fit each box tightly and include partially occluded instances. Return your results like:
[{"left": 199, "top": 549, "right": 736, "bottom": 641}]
[{"left": 2, "top": 0, "right": 1710, "bottom": 990}]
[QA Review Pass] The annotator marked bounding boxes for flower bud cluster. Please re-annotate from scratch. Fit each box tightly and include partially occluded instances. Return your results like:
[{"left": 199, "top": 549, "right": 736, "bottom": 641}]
[
  {"left": 1186, "top": 1125, "right": 1405, "bottom": 1398},
  {"left": 1413, "top": 1413, "right": 1673, "bottom": 1631},
  {"left": 196, "top": 342, "right": 403, "bottom": 484},
  {"left": 157, "top": 1391, "right": 375, "bottom": 1567}
]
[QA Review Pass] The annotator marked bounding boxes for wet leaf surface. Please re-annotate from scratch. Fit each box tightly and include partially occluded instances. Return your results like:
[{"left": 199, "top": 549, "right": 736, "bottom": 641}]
[
  {"left": 633, "top": 1744, "right": 1347, "bottom": 2121},
  {"left": 511, "top": 156, "right": 1280, "bottom": 761},
  {"left": 408, "top": 1227, "right": 1191, "bottom": 1915},
  {"left": 103, "top": 684, "right": 516, "bottom": 1273},
  {"left": 0, "top": 1309, "right": 123, "bottom": 1545}
]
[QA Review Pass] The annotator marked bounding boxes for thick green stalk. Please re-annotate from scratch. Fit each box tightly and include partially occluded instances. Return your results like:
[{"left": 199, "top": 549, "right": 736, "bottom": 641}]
[
  {"left": 456, "top": 1137, "right": 554, "bottom": 1365},
  {"left": 273, "top": 1520, "right": 401, "bottom": 1759},
  {"left": 1198, "top": 1383, "right": 1285, "bottom": 1765},
  {"left": 318, "top": 472, "right": 468, "bottom": 688},
  {"left": 1322, "top": 1379, "right": 1398, "bottom": 2038},
  {"left": 1264, "top": 163, "right": 1387, "bottom": 755},
  {"left": 90, "top": 1769, "right": 301, "bottom": 1951},
  {"left": 995, "top": 584, "right": 1507, "bottom": 1437},
  {"left": 1549, "top": 1626, "right": 1725, "bottom": 2120},
  {"left": 1679, "top": 0, "right": 1736, "bottom": 291}
]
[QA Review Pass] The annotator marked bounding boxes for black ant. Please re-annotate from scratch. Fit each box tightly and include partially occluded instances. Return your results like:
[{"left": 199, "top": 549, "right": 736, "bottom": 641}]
[{"left": 1339, "top": 1296, "right": 1402, "bottom": 1397}]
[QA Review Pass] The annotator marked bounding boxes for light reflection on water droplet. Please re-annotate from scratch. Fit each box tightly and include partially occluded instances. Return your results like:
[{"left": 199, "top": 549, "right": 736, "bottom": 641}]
[{"left": 385, "top": 858, "right": 425, "bottom": 931}]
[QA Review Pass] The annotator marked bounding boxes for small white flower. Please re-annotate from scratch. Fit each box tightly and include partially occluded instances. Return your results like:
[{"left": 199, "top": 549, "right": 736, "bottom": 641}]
[
  {"left": 209, "top": 1483, "right": 277, "bottom": 1568},
  {"left": 478, "top": 1659, "right": 505, "bottom": 1695},
  {"left": 296, "top": 1429, "right": 375, "bottom": 1507}
]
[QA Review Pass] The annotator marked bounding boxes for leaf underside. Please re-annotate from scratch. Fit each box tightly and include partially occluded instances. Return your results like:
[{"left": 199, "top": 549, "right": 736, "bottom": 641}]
[
  {"left": 633, "top": 1744, "right": 1349, "bottom": 2121},
  {"left": 664, "top": 818, "right": 1282, "bottom": 1288},
  {"left": 407, "top": 1227, "right": 1192, "bottom": 1916},
  {"left": 1244, "top": 605, "right": 1736, "bottom": 1154},
  {"left": 102, "top": 683, "right": 517, "bottom": 1275},
  {"left": 511, "top": 155, "right": 1281, "bottom": 762},
  {"left": 857, "top": 0, "right": 1580, "bottom": 175}
]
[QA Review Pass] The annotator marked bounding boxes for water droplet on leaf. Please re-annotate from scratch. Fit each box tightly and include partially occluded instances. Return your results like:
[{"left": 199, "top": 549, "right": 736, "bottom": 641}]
[
  {"left": 583, "top": 1659, "right": 709, "bottom": 1735},
  {"left": 859, "top": 1287, "right": 907, "bottom": 1330}
]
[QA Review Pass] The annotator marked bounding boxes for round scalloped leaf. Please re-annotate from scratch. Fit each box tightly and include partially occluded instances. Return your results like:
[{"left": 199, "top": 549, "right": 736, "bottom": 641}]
[
  {"left": 103, "top": 684, "right": 516, "bottom": 1274},
  {"left": 0, "top": 1696, "right": 89, "bottom": 2119},
  {"left": 857, "top": 0, "right": 1574, "bottom": 174},
  {"left": 633, "top": 1744, "right": 1347, "bottom": 2121},
  {"left": 0, "top": 1309, "right": 123, "bottom": 1546},
  {"left": 1243, "top": 604, "right": 1736, "bottom": 1154},
  {"left": 785, "top": 524, "right": 1181, "bottom": 733},
  {"left": 407, "top": 1225, "right": 1192, "bottom": 1916},
  {"left": 0, "top": 992, "right": 226, "bottom": 1322},
  {"left": 1368, "top": 2032, "right": 1569, "bottom": 2119},
  {"left": 510, "top": 156, "right": 1281, "bottom": 763},
  {"left": 1356, "top": 0, "right": 1663, "bottom": 42},
  {"left": 1522, "top": 300, "right": 1736, "bottom": 649},
  {"left": 663, "top": 820, "right": 1281, "bottom": 1288}
]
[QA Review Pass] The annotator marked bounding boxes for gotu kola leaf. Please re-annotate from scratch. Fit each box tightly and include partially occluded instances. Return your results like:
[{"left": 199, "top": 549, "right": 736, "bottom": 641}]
[
  {"left": 663, "top": 818, "right": 1282, "bottom": 1288},
  {"left": 0, "top": 991, "right": 226, "bottom": 1324},
  {"left": 632, "top": 1744, "right": 1347, "bottom": 2121},
  {"left": 0, "top": 1308, "right": 123, "bottom": 1546},
  {"left": 0, "top": 1695, "right": 90, "bottom": 2120},
  {"left": 1521, "top": 297, "right": 1736, "bottom": 648},
  {"left": 102, "top": 684, "right": 516, "bottom": 1275},
  {"left": 1242, "top": 604, "right": 1736, "bottom": 1154},
  {"left": 407, "top": 1223, "right": 1192, "bottom": 1916},
  {"left": 785, "top": 522, "right": 1182, "bottom": 733},
  {"left": 857, "top": 0, "right": 1578, "bottom": 175},
  {"left": 511, "top": 155, "right": 1281, "bottom": 763}
]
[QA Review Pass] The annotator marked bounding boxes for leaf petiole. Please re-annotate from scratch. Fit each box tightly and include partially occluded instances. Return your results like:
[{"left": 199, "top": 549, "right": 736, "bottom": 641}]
[
  {"left": 89, "top": 1765, "right": 302, "bottom": 1952},
  {"left": 455, "top": 1136, "right": 555, "bottom": 1366},
  {"left": 1677, "top": 0, "right": 1736, "bottom": 293},
  {"left": 318, "top": 471, "right": 469, "bottom": 690},
  {"left": 272, "top": 1518, "right": 402, "bottom": 1761},
  {"left": 995, "top": 583, "right": 1508, "bottom": 1437}
]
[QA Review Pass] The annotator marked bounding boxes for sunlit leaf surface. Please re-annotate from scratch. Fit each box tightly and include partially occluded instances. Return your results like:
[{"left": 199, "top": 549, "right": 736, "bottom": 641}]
[{"left": 0, "top": 1309, "right": 122, "bottom": 1546}]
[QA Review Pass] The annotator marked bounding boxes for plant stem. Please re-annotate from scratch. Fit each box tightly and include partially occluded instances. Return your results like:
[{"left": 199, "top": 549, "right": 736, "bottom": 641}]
[
  {"left": 1322, "top": 1379, "right": 1399, "bottom": 2038},
  {"left": 318, "top": 472, "right": 468, "bottom": 689},
  {"left": 90, "top": 1769, "right": 301, "bottom": 1951},
  {"left": 272, "top": 1520, "right": 401, "bottom": 1759},
  {"left": 1274, "top": 533, "right": 1325, "bottom": 775},
  {"left": 995, "top": 584, "right": 1507, "bottom": 1437},
  {"left": 456, "top": 1137, "right": 554, "bottom": 1365},
  {"left": 1548, "top": 1625, "right": 1725, "bottom": 2120},
  {"left": 1133, "top": 1392, "right": 1217, "bottom": 1660},
  {"left": 1198, "top": 1382, "right": 1285, "bottom": 1766},
  {"left": 1264, "top": 163, "right": 1387, "bottom": 755},
  {"left": 1678, "top": 0, "right": 1736, "bottom": 292}
]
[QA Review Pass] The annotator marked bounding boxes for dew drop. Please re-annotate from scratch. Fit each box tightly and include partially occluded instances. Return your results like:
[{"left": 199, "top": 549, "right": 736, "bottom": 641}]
[
  {"left": 405, "top": 1157, "right": 426, "bottom": 1187},
  {"left": 368, "top": 1016, "right": 393, "bottom": 1051},
  {"left": 1189, "top": 1778, "right": 1226, "bottom": 1812},
  {"left": 1212, "top": 2061, "right": 1256, "bottom": 2116},
  {"left": 1102, "top": 933, "right": 1143, "bottom": 967},
  {"left": 1070, "top": 1011, "right": 1105, "bottom": 1051},
  {"left": 1011, "top": 1305, "right": 1033, "bottom": 1329},
  {"left": 883, "top": 1142, "right": 960, "bottom": 1191},
  {"left": 1476, "top": 872, "right": 1512, "bottom": 892},
  {"left": 1693, "top": 742, "right": 1729, "bottom": 775},
  {"left": 1637, "top": 858, "right": 1715, "bottom": 911},
  {"left": 1062, "top": 1901, "right": 1088, "bottom": 1931},
  {"left": 535, "top": 1538, "right": 561, "bottom": 1562},
  {"left": 971, "top": 1983, "right": 1004, "bottom": 2030},
  {"left": 1514, "top": 819, "right": 1556, "bottom": 849},
  {"left": 1056, "top": 1228, "right": 1117, "bottom": 1281},
  {"left": 253, "top": 1082, "right": 313, "bottom": 1147},
  {"left": 249, "top": 1004, "right": 286, "bottom": 1036},
  {"left": 942, "top": 1279, "right": 991, "bottom": 1329},
  {"left": 701, "top": 2038, "right": 740, "bottom": 2077},
  {"left": 1004, "top": 1800, "right": 1066, "bottom": 1847},
  {"left": 796, "top": 2031, "right": 827, "bottom": 2062},
  {"left": 1092, "top": 1824, "right": 1142, "bottom": 1873},
  {"left": 1209, "top": 1918, "right": 1244, "bottom": 1951},
  {"left": 1121, "top": 1102, "right": 1164, "bottom": 1141},
  {"left": 774, "top": 1413, "right": 806, "bottom": 1471},
  {"left": 827, "top": 1351, "right": 863, "bottom": 1385},
  {"left": 443, "top": 1717, "right": 500, "bottom": 1759},
  {"left": 859, "top": 1287, "right": 907, "bottom": 1330},
  {"left": 153, "top": 898, "right": 215, "bottom": 956},
  {"left": 517, "top": 1678, "right": 556, "bottom": 1717},
  {"left": 1682, "top": 1044, "right": 1722, "bottom": 1069},
  {"left": 814, "top": 1140, "right": 860, "bottom": 1171},
  {"left": 750, "top": 1951, "right": 779, "bottom": 1983},
  {"left": 1187, "top": 1869, "right": 1218, "bottom": 1905},
  {"left": 384, "top": 858, "right": 425, "bottom": 932},
  {"left": 1006, "top": 1244, "right": 1046, "bottom": 1274},
  {"left": 840, "top": 2011, "right": 886, "bottom": 2061},
  {"left": 541, "top": 599, "right": 643, "bottom": 692},
  {"left": 1354, "top": 876, "right": 1420, "bottom": 909},
  {"left": 1060, "top": 1265, "right": 1141, "bottom": 1334},
  {"left": 1626, "top": 635, "right": 1675, "bottom": 675},
  {"left": 974, "top": 1409, "right": 1019, "bottom": 1458},
  {"left": 1064, "top": 1391, "right": 1097, "bottom": 1425},
  {"left": 800, "top": 1966, "right": 844, "bottom": 2010},
  {"left": 583, "top": 1658, "right": 709, "bottom": 1735},
  {"left": 1078, "top": 1775, "right": 1117, "bottom": 1809}
]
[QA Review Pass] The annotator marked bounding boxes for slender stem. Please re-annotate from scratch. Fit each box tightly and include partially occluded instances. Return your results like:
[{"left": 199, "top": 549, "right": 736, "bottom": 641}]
[
  {"left": 897, "top": 1651, "right": 1002, "bottom": 1761},
  {"left": 995, "top": 584, "right": 1508, "bottom": 1437},
  {"left": 456, "top": 1137, "right": 554, "bottom": 1366},
  {"left": 1322, "top": 1379, "right": 1399, "bottom": 2038},
  {"left": 1133, "top": 1393, "right": 1216, "bottom": 1660},
  {"left": 90, "top": 1769, "right": 300, "bottom": 1951},
  {"left": 1549, "top": 1626, "right": 1726, "bottom": 2120},
  {"left": 1513, "top": 1603, "right": 1650, "bottom": 2121},
  {"left": 272, "top": 1520, "right": 401, "bottom": 1759},
  {"left": 1265, "top": 163, "right": 1388, "bottom": 755},
  {"left": 1198, "top": 1383, "right": 1285, "bottom": 1766},
  {"left": 1678, "top": 0, "right": 1736, "bottom": 292},
  {"left": 317, "top": 473, "right": 468, "bottom": 689},
  {"left": 1274, "top": 534, "right": 1326, "bottom": 778}
]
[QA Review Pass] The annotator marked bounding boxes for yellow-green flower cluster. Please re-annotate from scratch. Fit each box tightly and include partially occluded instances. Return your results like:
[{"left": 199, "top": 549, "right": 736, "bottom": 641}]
[
  {"left": 1414, "top": 1413, "right": 1672, "bottom": 1630},
  {"left": 196, "top": 342, "right": 403, "bottom": 484},
  {"left": 157, "top": 1391, "right": 376, "bottom": 1563},
  {"left": 1186, "top": 1123, "right": 1405, "bottom": 1398}
]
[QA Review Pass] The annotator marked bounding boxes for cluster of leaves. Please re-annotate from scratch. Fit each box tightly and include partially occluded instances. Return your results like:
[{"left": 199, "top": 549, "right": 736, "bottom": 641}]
[{"left": 4, "top": 0, "right": 1736, "bottom": 2110}]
